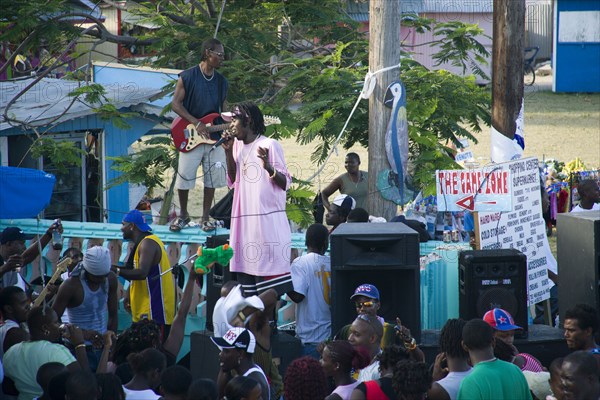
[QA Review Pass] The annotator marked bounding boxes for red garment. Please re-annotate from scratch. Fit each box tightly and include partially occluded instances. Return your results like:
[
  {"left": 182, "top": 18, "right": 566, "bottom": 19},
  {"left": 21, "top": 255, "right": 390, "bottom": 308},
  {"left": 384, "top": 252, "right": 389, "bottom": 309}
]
[
  {"left": 557, "top": 188, "right": 569, "bottom": 213},
  {"left": 364, "top": 380, "right": 389, "bottom": 400}
]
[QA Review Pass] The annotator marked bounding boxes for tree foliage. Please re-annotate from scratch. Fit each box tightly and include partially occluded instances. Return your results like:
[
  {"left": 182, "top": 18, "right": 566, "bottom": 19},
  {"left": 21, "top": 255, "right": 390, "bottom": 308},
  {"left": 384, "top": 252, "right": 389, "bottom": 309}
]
[{"left": 3, "top": 0, "right": 492, "bottom": 223}]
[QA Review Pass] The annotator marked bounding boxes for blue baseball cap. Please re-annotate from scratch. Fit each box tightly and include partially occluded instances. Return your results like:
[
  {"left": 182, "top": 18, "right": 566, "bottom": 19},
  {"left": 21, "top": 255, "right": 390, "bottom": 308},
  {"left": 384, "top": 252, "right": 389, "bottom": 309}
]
[
  {"left": 350, "top": 283, "right": 380, "bottom": 301},
  {"left": 123, "top": 210, "right": 152, "bottom": 232}
]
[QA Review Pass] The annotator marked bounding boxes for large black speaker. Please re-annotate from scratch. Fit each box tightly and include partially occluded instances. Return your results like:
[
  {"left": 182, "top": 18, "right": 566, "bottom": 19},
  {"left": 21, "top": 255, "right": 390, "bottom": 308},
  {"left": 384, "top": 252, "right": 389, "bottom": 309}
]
[
  {"left": 557, "top": 211, "right": 600, "bottom": 322},
  {"left": 459, "top": 249, "right": 528, "bottom": 337},
  {"left": 205, "top": 234, "right": 233, "bottom": 332},
  {"left": 330, "top": 223, "right": 421, "bottom": 342}
]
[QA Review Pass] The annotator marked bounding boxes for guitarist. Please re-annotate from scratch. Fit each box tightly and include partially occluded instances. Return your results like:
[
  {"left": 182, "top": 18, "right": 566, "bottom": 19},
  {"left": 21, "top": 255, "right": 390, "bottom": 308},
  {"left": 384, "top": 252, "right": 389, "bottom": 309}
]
[{"left": 171, "top": 38, "right": 229, "bottom": 231}]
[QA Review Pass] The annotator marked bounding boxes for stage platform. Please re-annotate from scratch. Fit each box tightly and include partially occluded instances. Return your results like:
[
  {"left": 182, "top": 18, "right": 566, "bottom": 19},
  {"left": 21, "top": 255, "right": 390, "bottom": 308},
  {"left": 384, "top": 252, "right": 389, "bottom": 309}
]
[{"left": 420, "top": 324, "right": 569, "bottom": 367}]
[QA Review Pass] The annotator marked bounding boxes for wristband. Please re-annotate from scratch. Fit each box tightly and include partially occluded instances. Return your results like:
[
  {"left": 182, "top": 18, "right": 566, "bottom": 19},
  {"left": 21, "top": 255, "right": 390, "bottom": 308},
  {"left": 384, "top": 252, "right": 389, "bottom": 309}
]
[
  {"left": 238, "top": 311, "right": 247, "bottom": 322},
  {"left": 404, "top": 338, "right": 417, "bottom": 351},
  {"left": 74, "top": 343, "right": 86, "bottom": 350},
  {"left": 269, "top": 169, "right": 277, "bottom": 179}
]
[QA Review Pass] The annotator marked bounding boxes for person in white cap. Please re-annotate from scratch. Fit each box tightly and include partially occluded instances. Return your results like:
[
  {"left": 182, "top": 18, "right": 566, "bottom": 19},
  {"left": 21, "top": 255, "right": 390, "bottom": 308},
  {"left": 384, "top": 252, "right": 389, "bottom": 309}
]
[
  {"left": 52, "top": 246, "right": 118, "bottom": 372},
  {"left": 211, "top": 327, "right": 270, "bottom": 400},
  {"left": 321, "top": 152, "right": 369, "bottom": 212},
  {"left": 325, "top": 194, "right": 356, "bottom": 232}
]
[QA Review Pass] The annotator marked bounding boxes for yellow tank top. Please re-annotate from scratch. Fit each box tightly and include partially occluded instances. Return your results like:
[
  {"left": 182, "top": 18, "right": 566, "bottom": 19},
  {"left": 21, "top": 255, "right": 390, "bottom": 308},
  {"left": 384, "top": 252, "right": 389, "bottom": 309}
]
[{"left": 130, "top": 234, "right": 175, "bottom": 324}]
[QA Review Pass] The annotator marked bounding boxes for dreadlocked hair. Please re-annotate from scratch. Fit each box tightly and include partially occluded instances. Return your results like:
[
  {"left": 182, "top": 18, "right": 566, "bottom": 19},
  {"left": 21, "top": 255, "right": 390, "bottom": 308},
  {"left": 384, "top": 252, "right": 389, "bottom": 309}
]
[
  {"left": 112, "top": 318, "right": 161, "bottom": 364},
  {"left": 283, "top": 356, "right": 329, "bottom": 400},
  {"left": 325, "top": 340, "right": 371, "bottom": 373},
  {"left": 392, "top": 360, "right": 432, "bottom": 400},
  {"left": 379, "top": 345, "right": 410, "bottom": 370},
  {"left": 439, "top": 318, "right": 469, "bottom": 359},
  {"left": 235, "top": 102, "right": 266, "bottom": 136}
]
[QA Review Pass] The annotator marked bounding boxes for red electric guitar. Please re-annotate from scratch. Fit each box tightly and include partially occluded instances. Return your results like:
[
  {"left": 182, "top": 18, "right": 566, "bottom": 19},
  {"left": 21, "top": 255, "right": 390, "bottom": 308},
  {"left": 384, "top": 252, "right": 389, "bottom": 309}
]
[{"left": 171, "top": 113, "right": 281, "bottom": 153}]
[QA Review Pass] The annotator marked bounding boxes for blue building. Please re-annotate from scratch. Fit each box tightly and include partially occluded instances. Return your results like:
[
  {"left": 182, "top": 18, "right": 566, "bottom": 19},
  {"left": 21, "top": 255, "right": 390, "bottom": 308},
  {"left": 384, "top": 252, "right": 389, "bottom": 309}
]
[
  {"left": 0, "top": 76, "right": 167, "bottom": 223},
  {"left": 553, "top": 0, "right": 600, "bottom": 92}
]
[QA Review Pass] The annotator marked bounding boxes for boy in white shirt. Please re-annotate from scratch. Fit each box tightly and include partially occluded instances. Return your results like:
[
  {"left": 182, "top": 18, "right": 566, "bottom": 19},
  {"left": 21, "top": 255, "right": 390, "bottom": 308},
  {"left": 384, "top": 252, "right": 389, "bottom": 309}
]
[{"left": 287, "top": 223, "right": 331, "bottom": 358}]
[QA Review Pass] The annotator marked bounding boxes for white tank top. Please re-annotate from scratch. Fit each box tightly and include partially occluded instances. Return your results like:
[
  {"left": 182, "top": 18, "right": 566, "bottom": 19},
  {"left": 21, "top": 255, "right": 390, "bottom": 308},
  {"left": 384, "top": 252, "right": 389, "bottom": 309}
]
[
  {"left": 437, "top": 369, "right": 473, "bottom": 400},
  {"left": 244, "top": 365, "right": 270, "bottom": 400},
  {"left": 0, "top": 319, "right": 20, "bottom": 360}
]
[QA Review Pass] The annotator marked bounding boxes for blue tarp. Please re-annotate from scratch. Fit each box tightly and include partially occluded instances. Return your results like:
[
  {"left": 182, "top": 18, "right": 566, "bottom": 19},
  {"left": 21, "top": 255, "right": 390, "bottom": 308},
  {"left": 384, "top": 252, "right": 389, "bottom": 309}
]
[{"left": 0, "top": 167, "right": 55, "bottom": 218}]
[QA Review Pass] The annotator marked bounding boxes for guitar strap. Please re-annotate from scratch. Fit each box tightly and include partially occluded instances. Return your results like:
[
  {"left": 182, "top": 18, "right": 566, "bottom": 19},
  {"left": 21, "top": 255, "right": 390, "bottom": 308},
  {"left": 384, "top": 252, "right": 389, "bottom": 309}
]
[{"left": 217, "top": 73, "right": 223, "bottom": 114}]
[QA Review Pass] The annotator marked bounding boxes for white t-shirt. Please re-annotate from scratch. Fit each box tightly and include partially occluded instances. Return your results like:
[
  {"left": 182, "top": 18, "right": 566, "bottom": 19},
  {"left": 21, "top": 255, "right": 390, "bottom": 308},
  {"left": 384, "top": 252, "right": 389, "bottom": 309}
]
[
  {"left": 357, "top": 359, "right": 380, "bottom": 383},
  {"left": 290, "top": 253, "right": 331, "bottom": 344},
  {"left": 4, "top": 341, "right": 75, "bottom": 400},
  {"left": 122, "top": 387, "right": 160, "bottom": 399},
  {"left": 436, "top": 369, "right": 473, "bottom": 400},
  {"left": 571, "top": 203, "right": 600, "bottom": 213}
]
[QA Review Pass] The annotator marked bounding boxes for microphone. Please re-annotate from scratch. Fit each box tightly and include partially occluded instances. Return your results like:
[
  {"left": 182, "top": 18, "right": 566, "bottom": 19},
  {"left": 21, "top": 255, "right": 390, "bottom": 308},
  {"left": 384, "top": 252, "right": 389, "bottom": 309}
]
[{"left": 211, "top": 134, "right": 232, "bottom": 151}]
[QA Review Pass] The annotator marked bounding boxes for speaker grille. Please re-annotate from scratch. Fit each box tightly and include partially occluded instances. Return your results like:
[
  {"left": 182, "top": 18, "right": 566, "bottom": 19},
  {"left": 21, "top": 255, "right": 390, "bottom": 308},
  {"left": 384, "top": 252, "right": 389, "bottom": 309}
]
[
  {"left": 459, "top": 249, "right": 528, "bottom": 337},
  {"left": 476, "top": 287, "right": 519, "bottom": 319}
]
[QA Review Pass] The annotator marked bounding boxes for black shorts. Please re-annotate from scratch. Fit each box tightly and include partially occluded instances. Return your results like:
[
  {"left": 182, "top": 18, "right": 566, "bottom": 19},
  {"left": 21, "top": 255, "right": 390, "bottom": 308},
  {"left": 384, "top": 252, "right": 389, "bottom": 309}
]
[{"left": 235, "top": 272, "right": 293, "bottom": 297}]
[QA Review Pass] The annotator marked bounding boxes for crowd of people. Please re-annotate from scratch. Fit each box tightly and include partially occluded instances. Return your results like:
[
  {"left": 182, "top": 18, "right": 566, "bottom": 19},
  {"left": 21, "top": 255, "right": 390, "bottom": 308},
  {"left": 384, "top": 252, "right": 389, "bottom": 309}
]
[{"left": 0, "top": 214, "right": 599, "bottom": 399}]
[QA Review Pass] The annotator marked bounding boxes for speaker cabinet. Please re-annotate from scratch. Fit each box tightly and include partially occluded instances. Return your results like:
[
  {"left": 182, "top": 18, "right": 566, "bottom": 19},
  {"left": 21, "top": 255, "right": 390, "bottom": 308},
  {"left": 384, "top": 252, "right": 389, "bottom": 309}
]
[
  {"left": 459, "top": 249, "right": 528, "bottom": 337},
  {"left": 557, "top": 211, "right": 600, "bottom": 322},
  {"left": 205, "top": 234, "right": 233, "bottom": 332},
  {"left": 330, "top": 223, "right": 421, "bottom": 342}
]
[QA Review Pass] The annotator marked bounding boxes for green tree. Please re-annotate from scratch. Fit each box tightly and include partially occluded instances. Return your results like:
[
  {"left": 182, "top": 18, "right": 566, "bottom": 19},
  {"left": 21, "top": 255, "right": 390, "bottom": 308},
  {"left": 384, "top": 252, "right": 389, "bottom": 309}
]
[{"left": 3, "top": 0, "right": 491, "bottom": 224}]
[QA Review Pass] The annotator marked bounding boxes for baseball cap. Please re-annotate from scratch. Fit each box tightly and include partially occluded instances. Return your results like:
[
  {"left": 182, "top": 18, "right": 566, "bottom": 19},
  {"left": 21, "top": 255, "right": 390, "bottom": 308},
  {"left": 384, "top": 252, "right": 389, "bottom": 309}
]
[
  {"left": 332, "top": 194, "right": 356, "bottom": 213},
  {"left": 210, "top": 327, "right": 256, "bottom": 354},
  {"left": 82, "top": 246, "right": 111, "bottom": 276},
  {"left": 122, "top": 210, "right": 152, "bottom": 232},
  {"left": 0, "top": 227, "right": 34, "bottom": 245},
  {"left": 483, "top": 308, "right": 522, "bottom": 331},
  {"left": 350, "top": 283, "right": 380, "bottom": 301}
]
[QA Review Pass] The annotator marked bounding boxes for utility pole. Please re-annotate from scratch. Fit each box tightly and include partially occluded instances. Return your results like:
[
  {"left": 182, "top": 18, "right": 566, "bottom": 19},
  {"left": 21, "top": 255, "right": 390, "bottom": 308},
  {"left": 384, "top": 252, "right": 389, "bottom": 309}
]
[
  {"left": 368, "top": 0, "right": 401, "bottom": 221},
  {"left": 492, "top": 0, "right": 526, "bottom": 141}
]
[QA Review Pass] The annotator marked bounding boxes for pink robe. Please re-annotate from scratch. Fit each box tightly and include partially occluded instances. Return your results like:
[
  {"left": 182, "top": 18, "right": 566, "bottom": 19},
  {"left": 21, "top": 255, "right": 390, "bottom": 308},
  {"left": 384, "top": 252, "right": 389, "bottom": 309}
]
[{"left": 227, "top": 135, "right": 292, "bottom": 276}]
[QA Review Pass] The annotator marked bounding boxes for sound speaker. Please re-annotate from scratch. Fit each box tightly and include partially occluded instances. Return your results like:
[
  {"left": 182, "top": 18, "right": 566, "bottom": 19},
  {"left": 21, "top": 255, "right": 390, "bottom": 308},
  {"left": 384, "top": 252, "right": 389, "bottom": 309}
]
[
  {"left": 557, "top": 211, "right": 600, "bottom": 322},
  {"left": 205, "top": 234, "right": 233, "bottom": 332},
  {"left": 459, "top": 249, "right": 528, "bottom": 337},
  {"left": 190, "top": 330, "right": 221, "bottom": 381},
  {"left": 330, "top": 223, "right": 421, "bottom": 342},
  {"left": 190, "top": 330, "right": 302, "bottom": 381}
]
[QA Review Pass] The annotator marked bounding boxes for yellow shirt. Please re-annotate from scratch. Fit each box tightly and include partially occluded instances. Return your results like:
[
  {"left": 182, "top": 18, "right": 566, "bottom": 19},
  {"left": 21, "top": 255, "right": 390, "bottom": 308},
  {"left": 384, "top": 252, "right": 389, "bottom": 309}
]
[{"left": 130, "top": 234, "right": 175, "bottom": 324}]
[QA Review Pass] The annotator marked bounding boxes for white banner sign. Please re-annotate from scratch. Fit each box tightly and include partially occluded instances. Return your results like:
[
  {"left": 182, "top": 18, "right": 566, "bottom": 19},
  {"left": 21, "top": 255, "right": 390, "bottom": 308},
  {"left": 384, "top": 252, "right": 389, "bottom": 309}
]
[
  {"left": 478, "top": 157, "right": 555, "bottom": 305},
  {"left": 436, "top": 168, "right": 512, "bottom": 212}
]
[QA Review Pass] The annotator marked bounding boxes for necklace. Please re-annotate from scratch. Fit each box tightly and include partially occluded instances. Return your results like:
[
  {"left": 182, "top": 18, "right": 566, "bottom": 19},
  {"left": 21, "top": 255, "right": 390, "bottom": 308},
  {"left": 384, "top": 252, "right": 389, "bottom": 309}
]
[
  {"left": 349, "top": 171, "right": 362, "bottom": 187},
  {"left": 241, "top": 136, "right": 260, "bottom": 173},
  {"left": 200, "top": 65, "right": 214, "bottom": 82}
]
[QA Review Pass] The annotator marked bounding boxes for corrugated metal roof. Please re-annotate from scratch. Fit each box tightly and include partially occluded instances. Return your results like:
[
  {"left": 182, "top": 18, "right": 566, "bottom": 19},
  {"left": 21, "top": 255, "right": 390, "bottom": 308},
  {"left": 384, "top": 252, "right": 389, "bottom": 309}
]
[
  {"left": 41, "top": 0, "right": 105, "bottom": 22},
  {"left": 0, "top": 78, "right": 165, "bottom": 132},
  {"left": 345, "top": 0, "right": 424, "bottom": 22},
  {"left": 421, "top": 0, "right": 493, "bottom": 13},
  {"left": 345, "top": 0, "right": 502, "bottom": 21}
]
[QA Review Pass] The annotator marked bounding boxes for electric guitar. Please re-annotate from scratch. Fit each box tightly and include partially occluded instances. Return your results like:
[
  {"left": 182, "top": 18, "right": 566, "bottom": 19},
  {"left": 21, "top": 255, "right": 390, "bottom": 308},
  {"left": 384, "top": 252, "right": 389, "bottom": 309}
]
[
  {"left": 171, "top": 113, "right": 281, "bottom": 153},
  {"left": 32, "top": 257, "right": 71, "bottom": 307}
]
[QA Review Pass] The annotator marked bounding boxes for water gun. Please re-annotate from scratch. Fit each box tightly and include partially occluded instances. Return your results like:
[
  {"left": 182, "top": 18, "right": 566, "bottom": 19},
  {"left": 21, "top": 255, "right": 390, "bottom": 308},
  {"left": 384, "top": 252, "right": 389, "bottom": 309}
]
[{"left": 193, "top": 244, "right": 234, "bottom": 275}]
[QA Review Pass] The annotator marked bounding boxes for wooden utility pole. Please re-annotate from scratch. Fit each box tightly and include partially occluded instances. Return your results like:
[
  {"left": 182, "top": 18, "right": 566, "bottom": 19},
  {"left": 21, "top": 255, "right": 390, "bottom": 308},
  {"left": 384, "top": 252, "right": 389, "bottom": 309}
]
[
  {"left": 492, "top": 0, "right": 526, "bottom": 139},
  {"left": 368, "top": 0, "right": 401, "bottom": 221}
]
